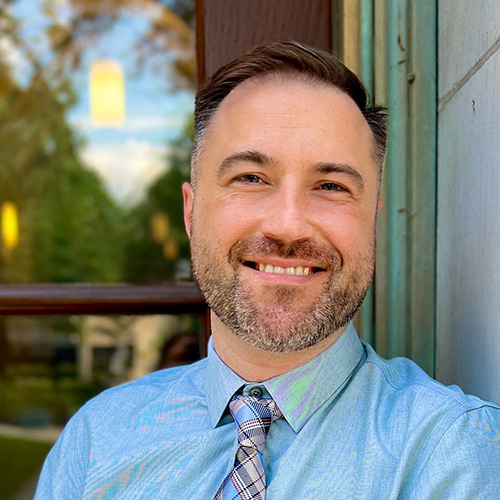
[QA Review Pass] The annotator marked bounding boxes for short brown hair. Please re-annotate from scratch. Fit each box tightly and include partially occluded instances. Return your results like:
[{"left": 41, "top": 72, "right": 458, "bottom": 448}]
[{"left": 192, "top": 41, "right": 387, "bottom": 185}]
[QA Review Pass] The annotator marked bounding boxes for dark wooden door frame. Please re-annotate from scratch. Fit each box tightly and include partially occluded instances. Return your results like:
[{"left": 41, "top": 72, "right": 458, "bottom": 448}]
[
  {"left": 196, "top": 0, "right": 333, "bottom": 82},
  {"left": 0, "top": 284, "right": 206, "bottom": 315}
]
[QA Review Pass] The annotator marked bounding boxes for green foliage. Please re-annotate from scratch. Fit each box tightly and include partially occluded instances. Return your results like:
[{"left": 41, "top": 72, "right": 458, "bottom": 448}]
[
  {"left": 0, "top": 0, "right": 198, "bottom": 438},
  {"left": 0, "top": 436, "right": 53, "bottom": 500},
  {"left": 29, "top": 158, "right": 124, "bottom": 283},
  {"left": 0, "top": 377, "right": 104, "bottom": 425},
  {"left": 123, "top": 119, "right": 193, "bottom": 283},
  {"left": 0, "top": 65, "right": 124, "bottom": 283}
]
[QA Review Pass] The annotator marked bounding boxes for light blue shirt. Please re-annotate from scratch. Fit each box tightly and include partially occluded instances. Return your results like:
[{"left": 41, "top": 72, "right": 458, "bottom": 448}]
[{"left": 35, "top": 324, "right": 500, "bottom": 499}]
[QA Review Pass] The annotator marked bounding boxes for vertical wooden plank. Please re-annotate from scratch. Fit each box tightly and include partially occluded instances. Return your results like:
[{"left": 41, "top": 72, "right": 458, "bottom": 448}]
[
  {"left": 343, "top": 0, "right": 361, "bottom": 74},
  {"left": 357, "top": 0, "right": 375, "bottom": 346},
  {"left": 331, "top": 0, "right": 344, "bottom": 58},
  {"left": 360, "top": 0, "right": 374, "bottom": 94},
  {"left": 196, "top": 0, "right": 332, "bottom": 80},
  {"left": 373, "top": 0, "right": 389, "bottom": 355},
  {"left": 409, "top": 0, "right": 436, "bottom": 375},
  {"left": 386, "top": 0, "right": 411, "bottom": 359},
  {"left": 374, "top": 0, "right": 411, "bottom": 359},
  {"left": 195, "top": 0, "right": 207, "bottom": 84},
  {"left": 373, "top": 0, "right": 388, "bottom": 115}
]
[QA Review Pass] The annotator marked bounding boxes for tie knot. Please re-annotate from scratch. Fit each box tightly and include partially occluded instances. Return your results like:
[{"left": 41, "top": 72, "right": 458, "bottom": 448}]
[{"left": 229, "top": 395, "right": 282, "bottom": 452}]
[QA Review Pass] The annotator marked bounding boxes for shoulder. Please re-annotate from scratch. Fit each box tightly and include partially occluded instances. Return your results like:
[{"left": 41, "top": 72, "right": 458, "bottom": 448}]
[
  {"left": 35, "top": 359, "right": 209, "bottom": 498},
  {"left": 358, "top": 344, "right": 500, "bottom": 470},
  {"left": 77, "top": 357, "right": 208, "bottom": 426},
  {"left": 363, "top": 343, "right": 499, "bottom": 415},
  {"left": 51, "top": 358, "right": 209, "bottom": 462},
  {"left": 365, "top": 352, "right": 500, "bottom": 498}
]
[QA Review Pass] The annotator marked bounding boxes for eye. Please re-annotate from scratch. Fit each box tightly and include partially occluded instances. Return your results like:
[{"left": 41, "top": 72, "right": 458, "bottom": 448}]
[
  {"left": 319, "top": 182, "right": 348, "bottom": 192},
  {"left": 235, "top": 174, "right": 263, "bottom": 184}
]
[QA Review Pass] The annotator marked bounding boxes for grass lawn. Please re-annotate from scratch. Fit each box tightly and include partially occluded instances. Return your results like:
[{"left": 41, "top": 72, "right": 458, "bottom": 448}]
[{"left": 0, "top": 435, "right": 52, "bottom": 500}]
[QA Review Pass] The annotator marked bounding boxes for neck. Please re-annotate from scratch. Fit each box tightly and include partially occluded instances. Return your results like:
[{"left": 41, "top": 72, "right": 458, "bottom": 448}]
[{"left": 210, "top": 313, "right": 345, "bottom": 382}]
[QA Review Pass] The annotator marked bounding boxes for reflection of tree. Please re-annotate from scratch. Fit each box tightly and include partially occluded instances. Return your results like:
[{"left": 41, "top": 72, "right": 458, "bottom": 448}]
[
  {"left": 0, "top": 0, "right": 195, "bottom": 283},
  {"left": 0, "top": 61, "right": 124, "bottom": 283},
  {"left": 48, "top": 0, "right": 196, "bottom": 90},
  {"left": 30, "top": 156, "right": 125, "bottom": 283},
  {"left": 123, "top": 118, "right": 192, "bottom": 283}
]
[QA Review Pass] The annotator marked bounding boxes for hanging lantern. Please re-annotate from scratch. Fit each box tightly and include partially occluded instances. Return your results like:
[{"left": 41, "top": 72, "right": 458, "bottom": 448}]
[
  {"left": 89, "top": 59, "right": 126, "bottom": 127},
  {"left": 1, "top": 201, "right": 19, "bottom": 250}
]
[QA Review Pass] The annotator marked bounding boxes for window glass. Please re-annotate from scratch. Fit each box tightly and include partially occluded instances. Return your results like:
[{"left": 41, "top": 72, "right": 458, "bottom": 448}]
[
  {"left": 0, "top": 312, "right": 204, "bottom": 498},
  {"left": 0, "top": 0, "right": 196, "bottom": 284}
]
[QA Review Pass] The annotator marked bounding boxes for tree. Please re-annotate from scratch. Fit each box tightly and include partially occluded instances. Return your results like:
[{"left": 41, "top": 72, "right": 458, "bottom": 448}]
[{"left": 122, "top": 118, "right": 192, "bottom": 283}]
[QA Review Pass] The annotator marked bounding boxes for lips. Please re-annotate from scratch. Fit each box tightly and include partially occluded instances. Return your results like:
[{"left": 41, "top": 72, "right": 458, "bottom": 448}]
[
  {"left": 230, "top": 235, "right": 337, "bottom": 276},
  {"left": 243, "top": 261, "right": 323, "bottom": 275}
]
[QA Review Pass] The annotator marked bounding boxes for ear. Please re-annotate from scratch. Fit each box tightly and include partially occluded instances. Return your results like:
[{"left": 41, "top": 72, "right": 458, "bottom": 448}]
[
  {"left": 376, "top": 198, "right": 384, "bottom": 215},
  {"left": 182, "top": 182, "right": 194, "bottom": 238}
]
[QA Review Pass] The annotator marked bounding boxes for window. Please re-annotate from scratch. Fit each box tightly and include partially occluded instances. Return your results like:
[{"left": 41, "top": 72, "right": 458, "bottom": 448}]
[{"left": 0, "top": 2, "right": 206, "bottom": 497}]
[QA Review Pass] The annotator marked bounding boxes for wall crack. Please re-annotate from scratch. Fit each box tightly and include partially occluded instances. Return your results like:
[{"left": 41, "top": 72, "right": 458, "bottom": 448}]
[{"left": 438, "top": 35, "right": 500, "bottom": 111}]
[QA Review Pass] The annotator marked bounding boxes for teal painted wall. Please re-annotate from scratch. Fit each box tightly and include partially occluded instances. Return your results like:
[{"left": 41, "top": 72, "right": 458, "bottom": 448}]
[{"left": 356, "top": 0, "right": 437, "bottom": 376}]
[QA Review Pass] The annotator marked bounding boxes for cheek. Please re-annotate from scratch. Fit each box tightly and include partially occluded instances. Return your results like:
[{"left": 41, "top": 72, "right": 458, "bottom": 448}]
[
  {"left": 318, "top": 210, "right": 376, "bottom": 258},
  {"left": 193, "top": 196, "right": 258, "bottom": 248}
]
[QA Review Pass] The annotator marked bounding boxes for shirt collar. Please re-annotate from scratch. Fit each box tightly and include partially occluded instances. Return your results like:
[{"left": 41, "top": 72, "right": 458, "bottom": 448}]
[
  {"left": 205, "top": 337, "right": 247, "bottom": 427},
  {"left": 205, "top": 323, "right": 365, "bottom": 432}
]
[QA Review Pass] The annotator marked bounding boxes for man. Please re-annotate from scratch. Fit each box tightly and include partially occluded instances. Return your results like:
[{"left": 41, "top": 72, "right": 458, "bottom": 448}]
[{"left": 36, "top": 42, "right": 500, "bottom": 499}]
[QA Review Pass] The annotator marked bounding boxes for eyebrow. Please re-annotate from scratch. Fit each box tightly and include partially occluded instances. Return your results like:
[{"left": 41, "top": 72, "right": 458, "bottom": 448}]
[
  {"left": 313, "top": 162, "right": 365, "bottom": 192},
  {"left": 216, "top": 150, "right": 365, "bottom": 192},
  {"left": 216, "top": 150, "right": 274, "bottom": 179}
]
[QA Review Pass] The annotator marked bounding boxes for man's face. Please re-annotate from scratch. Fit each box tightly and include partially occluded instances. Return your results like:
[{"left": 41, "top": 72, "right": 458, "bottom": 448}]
[{"left": 183, "top": 77, "right": 381, "bottom": 353}]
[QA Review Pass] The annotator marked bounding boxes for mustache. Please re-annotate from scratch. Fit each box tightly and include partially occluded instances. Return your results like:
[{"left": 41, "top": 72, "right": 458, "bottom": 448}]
[{"left": 229, "top": 235, "right": 342, "bottom": 270}]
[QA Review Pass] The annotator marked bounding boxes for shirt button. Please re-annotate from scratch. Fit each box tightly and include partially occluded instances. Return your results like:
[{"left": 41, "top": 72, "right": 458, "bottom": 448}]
[{"left": 249, "top": 387, "right": 263, "bottom": 398}]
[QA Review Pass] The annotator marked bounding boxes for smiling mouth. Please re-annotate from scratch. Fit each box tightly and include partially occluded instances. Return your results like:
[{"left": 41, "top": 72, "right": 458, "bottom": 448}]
[{"left": 243, "top": 261, "right": 324, "bottom": 276}]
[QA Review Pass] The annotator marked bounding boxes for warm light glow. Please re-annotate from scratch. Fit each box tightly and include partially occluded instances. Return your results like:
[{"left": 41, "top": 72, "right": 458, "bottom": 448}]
[
  {"left": 1, "top": 201, "right": 19, "bottom": 250},
  {"left": 151, "top": 211, "right": 169, "bottom": 243},
  {"left": 163, "top": 239, "right": 179, "bottom": 261},
  {"left": 89, "top": 60, "right": 126, "bottom": 127}
]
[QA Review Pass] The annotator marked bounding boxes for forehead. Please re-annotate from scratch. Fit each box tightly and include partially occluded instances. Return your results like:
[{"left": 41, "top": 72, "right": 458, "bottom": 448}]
[{"left": 198, "top": 76, "right": 376, "bottom": 177}]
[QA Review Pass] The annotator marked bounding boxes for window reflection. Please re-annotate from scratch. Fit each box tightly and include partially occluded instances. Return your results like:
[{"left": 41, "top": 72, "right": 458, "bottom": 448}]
[
  {"left": 2, "top": 314, "right": 203, "bottom": 422},
  {"left": 0, "top": 0, "right": 195, "bottom": 284},
  {"left": 0, "top": 312, "right": 204, "bottom": 498},
  {"left": 0, "top": 1, "right": 197, "bottom": 497}
]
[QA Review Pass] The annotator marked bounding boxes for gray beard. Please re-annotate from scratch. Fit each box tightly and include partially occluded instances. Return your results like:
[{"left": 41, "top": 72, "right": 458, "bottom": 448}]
[{"left": 191, "top": 233, "right": 374, "bottom": 353}]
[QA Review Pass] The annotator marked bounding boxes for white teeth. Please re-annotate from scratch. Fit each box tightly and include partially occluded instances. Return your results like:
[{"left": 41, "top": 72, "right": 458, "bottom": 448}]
[{"left": 256, "top": 264, "right": 314, "bottom": 275}]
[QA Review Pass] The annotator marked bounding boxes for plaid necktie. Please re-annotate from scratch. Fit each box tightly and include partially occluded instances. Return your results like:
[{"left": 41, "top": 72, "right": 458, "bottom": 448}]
[{"left": 214, "top": 394, "right": 283, "bottom": 500}]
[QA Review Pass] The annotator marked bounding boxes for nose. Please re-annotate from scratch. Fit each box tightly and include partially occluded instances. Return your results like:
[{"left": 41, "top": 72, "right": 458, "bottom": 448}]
[{"left": 259, "top": 186, "right": 314, "bottom": 243}]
